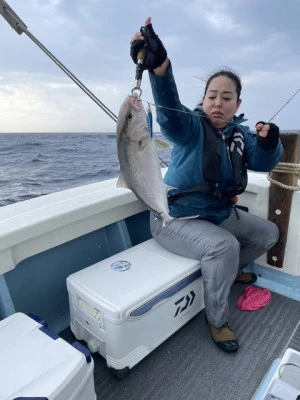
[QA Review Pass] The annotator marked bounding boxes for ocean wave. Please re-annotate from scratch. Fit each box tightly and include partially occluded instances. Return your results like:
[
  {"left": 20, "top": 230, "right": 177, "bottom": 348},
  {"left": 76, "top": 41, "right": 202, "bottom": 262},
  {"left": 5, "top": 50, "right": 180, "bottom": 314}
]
[
  {"left": 56, "top": 147, "right": 78, "bottom": 153},
  {"left": 0, "top": 192, "right": 48, "bottom": 207},
  {"left": 1, "top": 142, "right": 43, "bottom": 151},
  {"left": 30, "top": 154, "right": 49, "bottom": 163},
  {"left": 0, "top": 133, "right": 140, "bottom": 207},
  {"left": 23, "top": 141, "right": 43, "bottom": 147},
  {"left": 21, "top": 180, "right": 43, "bottom": 187},
  {"left": 104, "top": 133, "right": 116, "bottom": 139}
]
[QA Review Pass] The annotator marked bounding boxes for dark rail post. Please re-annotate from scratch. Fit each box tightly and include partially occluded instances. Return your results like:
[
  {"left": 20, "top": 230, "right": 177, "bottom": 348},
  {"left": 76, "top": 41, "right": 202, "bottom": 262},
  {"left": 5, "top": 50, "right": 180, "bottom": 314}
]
[{"left": 267, "top": 131, "right": 300, "bottom": 267}]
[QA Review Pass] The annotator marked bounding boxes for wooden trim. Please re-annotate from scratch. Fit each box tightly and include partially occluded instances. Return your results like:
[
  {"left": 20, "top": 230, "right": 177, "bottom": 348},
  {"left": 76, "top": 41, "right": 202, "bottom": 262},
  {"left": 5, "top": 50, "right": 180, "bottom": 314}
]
[{"left": 268, "top": 132, "right": 300, "bottom": 267}]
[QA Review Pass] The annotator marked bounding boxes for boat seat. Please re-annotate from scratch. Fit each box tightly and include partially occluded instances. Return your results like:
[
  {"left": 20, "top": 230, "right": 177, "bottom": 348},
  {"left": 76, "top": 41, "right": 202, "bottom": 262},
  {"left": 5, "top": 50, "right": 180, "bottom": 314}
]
[{"left": 67, "top": 238, "right": 204, "bottom": 375}]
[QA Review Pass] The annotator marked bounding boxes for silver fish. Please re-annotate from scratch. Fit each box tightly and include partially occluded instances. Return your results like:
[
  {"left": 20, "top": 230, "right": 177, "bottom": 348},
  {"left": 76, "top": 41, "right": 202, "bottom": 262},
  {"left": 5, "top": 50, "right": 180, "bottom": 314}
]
[{"left": 116, "top": 94, "right": 173, "bottom": 225}]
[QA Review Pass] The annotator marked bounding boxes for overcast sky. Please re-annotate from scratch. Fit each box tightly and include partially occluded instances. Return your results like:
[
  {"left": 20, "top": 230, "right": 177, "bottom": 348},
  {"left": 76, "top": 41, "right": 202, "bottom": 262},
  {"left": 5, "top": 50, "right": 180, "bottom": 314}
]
[{"left": 0, "top": 0, "right": 300, "bottom": 133}]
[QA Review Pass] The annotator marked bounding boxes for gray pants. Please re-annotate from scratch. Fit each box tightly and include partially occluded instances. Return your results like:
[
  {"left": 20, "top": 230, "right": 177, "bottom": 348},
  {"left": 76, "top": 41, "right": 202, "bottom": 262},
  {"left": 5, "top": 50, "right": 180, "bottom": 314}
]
[{"left": 150, "top": 209, "right": 279, "bottom": 327}]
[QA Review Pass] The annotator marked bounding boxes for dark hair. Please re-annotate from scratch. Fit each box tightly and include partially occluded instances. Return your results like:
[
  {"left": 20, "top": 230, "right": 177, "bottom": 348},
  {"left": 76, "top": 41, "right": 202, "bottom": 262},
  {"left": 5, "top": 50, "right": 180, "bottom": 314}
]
[{"left": 203, "top": 68, "right": 242, "bottom": 101}]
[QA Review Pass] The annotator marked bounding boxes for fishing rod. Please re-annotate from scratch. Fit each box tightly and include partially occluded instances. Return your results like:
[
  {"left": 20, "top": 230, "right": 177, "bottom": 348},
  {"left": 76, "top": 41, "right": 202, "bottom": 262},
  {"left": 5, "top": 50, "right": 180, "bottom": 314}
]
[
  {"left": 268, "top": 88, "right": 300, "bottom": 123},
  {"left": 2, "top": 0, "right": 299, "bottom": 128},
  {"left": 0, "top": 0, "right": 118, "bottom": 123},
  {"left": 0, "top": 1, "right": 170, "bottom": 167}
]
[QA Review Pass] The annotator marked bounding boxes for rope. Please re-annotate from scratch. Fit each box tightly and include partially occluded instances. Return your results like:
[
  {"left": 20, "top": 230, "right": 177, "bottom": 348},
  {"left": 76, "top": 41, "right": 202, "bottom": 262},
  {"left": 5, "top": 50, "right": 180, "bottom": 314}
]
[{"left": 267, "top": 162, "right": 300, "bottom": 191}]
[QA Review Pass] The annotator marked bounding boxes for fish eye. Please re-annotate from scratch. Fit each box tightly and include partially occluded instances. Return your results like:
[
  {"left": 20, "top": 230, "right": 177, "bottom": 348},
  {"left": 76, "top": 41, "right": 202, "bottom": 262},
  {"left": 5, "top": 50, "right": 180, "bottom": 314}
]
[{"left": 126, "top": 113, "right": 132, "bottom": 120}]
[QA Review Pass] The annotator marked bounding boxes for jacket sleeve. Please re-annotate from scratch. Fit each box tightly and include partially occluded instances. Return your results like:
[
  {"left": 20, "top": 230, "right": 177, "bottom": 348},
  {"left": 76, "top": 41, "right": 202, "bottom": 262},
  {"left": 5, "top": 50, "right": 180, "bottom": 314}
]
[
  {"left": 243, "top": 126, "right": 284, "bottom": 172},
  {"left": 148, "top": 63, "right": 200, "bottom": 145}
]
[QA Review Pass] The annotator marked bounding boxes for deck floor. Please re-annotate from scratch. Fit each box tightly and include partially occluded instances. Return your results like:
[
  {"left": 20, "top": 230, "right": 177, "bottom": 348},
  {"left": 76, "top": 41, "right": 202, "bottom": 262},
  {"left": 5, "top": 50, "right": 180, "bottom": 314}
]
[{"left": 60, "top": 284, "right": 300, "bottom": 400}]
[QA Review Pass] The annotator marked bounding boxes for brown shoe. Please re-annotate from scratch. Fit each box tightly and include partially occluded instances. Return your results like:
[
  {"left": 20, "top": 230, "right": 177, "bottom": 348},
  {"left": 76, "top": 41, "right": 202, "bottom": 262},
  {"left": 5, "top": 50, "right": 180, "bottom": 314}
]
[
  {"left": 207, "top": 320, "right": 239, "bottom": 353},
  {"left": 235, "top": 272, "right": 257, "bottom": 284}
]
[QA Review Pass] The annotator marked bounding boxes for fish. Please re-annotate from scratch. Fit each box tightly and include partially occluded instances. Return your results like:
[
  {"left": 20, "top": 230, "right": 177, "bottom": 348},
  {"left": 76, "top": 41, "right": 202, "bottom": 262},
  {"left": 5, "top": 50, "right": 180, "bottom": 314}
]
[{"left": 116, "top": 94, "right": 174, "bottom": 225}]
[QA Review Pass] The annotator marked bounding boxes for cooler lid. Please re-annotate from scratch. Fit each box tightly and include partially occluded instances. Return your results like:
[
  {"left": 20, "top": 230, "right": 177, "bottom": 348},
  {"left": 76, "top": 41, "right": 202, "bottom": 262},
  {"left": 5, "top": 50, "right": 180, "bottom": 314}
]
[
  {"left": 0, "top": 313, "right": 87, "bottom": 399},
  {"left": 67, "top": 239, "right": 201, "bottom": 319}
]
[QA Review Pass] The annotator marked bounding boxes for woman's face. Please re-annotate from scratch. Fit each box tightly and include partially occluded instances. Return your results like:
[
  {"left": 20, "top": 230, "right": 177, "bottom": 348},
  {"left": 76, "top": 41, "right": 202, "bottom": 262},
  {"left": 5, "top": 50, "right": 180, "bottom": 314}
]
[{"left": 202, "top": 76, "right": 242, "bottom": 129}]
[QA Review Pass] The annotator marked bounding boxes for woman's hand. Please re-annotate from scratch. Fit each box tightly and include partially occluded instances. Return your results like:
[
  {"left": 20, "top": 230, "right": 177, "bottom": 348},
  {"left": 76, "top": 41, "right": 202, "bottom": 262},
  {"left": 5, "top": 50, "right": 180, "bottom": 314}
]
[
  {"left": 130, "top": 17, "right": 169, "bottom": 75},
  {"left": 255, "top": 121, "right": 280, "bottom": 149}
]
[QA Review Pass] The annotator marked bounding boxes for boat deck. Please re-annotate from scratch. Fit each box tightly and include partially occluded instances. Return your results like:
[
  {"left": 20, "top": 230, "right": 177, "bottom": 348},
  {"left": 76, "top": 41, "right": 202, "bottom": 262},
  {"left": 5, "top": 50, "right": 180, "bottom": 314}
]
[{"left": 60, "top": 283, "right": 300, "bottom": 400}]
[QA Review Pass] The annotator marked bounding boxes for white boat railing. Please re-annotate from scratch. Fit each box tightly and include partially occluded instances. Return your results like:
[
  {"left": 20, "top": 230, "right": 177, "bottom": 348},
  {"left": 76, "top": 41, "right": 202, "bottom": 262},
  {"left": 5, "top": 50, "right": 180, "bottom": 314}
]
[
  {"left": 0, "top": 171, "right": 299, "bottom": 277},
  {"left": 0, "top": 178, "right": 145, "bottom": 275}
]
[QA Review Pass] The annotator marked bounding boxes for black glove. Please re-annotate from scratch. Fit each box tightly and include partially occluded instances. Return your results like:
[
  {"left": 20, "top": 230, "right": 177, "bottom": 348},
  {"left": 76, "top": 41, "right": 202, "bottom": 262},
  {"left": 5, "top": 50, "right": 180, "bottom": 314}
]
[
  {"left": 130, "top": 23, "right": 167, "bottom": 70},
  {"left": 256, "top": 121, "right": 280, "bottom": 149}
]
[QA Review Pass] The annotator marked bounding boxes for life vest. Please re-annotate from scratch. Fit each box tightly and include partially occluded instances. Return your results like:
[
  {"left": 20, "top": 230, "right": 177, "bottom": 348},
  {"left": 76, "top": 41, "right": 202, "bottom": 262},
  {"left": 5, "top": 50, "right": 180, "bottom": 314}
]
[{"left": 168, "top": 116, "right": 248, "bottom": 206}]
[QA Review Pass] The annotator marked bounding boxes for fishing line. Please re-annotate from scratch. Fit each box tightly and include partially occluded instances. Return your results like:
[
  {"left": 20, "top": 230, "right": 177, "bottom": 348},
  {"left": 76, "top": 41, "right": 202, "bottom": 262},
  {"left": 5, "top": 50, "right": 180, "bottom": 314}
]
[
  {"left": 140, "top": 99, "right": 241, "bottom": 127},
  {"left": 2, "top": 0, "right": 299, "bottom": 174},
  {"left": 141, "top": 86, "right": 300, "bottom": 170},
  {"left": 141, "top": 86, "right": 300, "bottom": 127},
  {"left": 3, "top": 1, "right": 299, "bottom": 127}
]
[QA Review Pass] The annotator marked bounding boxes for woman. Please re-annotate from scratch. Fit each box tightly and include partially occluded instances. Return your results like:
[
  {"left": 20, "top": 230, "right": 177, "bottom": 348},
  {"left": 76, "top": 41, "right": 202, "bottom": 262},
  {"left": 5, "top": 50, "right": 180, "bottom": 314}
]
[{"left": 130, "top": 18, "right": 283, "bottom": 352}]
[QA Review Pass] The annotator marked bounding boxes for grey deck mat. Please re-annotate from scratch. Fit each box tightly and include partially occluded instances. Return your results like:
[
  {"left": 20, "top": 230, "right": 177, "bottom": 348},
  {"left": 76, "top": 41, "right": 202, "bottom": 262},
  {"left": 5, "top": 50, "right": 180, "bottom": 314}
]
[
  {"left": 60, "top": 284, "right": 300, "bottom": 400},
  {"left": 286, "top": 319, "right": 300, "bottom": 353}
]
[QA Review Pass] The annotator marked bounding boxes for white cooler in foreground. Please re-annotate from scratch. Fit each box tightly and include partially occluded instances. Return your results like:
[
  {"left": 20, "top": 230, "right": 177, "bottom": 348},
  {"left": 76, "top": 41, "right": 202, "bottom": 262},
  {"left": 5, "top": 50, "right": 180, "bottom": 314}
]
[
  {"left": 0, "top": 312, "right": 96, "bottom": 400},
  {"left": 255, "top": 347, "right": 300, "bottom": 400},
  {"left": 67, "top": 239, "right": 204, "bottom": 377}
]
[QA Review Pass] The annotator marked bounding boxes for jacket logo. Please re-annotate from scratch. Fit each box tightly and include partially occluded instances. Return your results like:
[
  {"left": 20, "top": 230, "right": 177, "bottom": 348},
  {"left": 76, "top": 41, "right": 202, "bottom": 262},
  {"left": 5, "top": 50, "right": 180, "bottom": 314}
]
[
  {"left": 174, "top": 290, "right": 196, "bottom": 317},
  {"left": 230, "top": 132, "right": 244, "bottom": 157}
]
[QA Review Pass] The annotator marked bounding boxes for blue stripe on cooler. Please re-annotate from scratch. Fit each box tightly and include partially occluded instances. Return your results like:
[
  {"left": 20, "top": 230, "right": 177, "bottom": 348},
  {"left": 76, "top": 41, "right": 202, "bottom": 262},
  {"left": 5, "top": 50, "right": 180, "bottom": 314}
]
[{"left": 130, "top": 269, "right": 202, "bottom": 317}]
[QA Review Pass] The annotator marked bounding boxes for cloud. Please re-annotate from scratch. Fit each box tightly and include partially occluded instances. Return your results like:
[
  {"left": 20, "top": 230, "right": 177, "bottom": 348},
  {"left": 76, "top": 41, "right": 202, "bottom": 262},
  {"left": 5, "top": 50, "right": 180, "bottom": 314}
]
[
  {"left": 1, "top": 0, "right": 300, "bottom": 132},
  {"left": 0, "top": 71, "right": 121, "bottom": 132},
  {"left": 243, "top": 68, "right": 300, "bottom": 88},
  {"left": 230, "top": 32, "right": 292, "bottom": 64},
  {"left": 95, "top": 84, "right": 121, "bottom": 96},
  {"left": 163, "top": 35, "right": 186, "bottom": 49},
  {"left": 184, "top": 0, "right": 245, "bottom": 33},
  {"left": 47, "top": 82, "right": 76, "bottom": 89}
]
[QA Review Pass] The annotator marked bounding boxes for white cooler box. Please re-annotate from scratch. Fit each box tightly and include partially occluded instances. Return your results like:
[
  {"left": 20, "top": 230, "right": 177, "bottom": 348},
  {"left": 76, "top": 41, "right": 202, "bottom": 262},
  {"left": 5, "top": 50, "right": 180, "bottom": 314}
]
[
  {"left": 257, "top": 348, "right": 300, "bottom": 400},
  {"left": 0, "top": 312, "right": 96, "bottom": 400},
  {"left": 67, "top": 239, "right": 204, "bottom": 376}
]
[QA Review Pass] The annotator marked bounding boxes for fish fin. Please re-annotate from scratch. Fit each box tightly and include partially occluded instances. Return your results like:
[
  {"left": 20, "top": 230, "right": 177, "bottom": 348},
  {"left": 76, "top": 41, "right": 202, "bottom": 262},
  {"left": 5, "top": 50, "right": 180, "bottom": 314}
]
[
  {"left": 155, "top": 138, "right": 172, "bottom": 150},
  {"left": 162, "top": 218, "right": 173, "bottom": 228},
  {"left": 161, "top": 214, "right": 200, "bottom": 228},
  {"left": 177, "top": 215, "right": 200, "bottom": 220},
  {"left": 166, "top": 185, "right": 177, "bottom": 193},
  {"left": 116, "top": 174, "right": 130, "bottom": 189}
]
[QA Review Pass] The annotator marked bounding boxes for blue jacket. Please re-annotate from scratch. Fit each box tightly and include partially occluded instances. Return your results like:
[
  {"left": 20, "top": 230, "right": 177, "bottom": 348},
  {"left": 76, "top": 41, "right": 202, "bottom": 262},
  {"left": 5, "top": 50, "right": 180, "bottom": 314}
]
[{"left": 149, "top": 65, "right": 284, "bottom": 225}]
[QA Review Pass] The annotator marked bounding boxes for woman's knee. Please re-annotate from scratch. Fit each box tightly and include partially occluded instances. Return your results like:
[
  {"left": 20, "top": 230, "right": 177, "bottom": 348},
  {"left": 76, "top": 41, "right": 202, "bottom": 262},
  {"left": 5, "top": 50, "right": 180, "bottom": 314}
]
[
  {"left": 204, "top": 233, "right": 240, "bottom": 260},
  {"left": 267, "top": 221, "right": 280, "bottom": 249}
]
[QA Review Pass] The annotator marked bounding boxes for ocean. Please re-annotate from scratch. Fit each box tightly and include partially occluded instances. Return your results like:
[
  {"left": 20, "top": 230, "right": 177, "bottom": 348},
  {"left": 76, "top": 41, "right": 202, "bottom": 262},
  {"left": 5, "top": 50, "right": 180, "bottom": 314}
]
[{"left": 0, "top": 133, "right": 171, "bottom": 208}]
